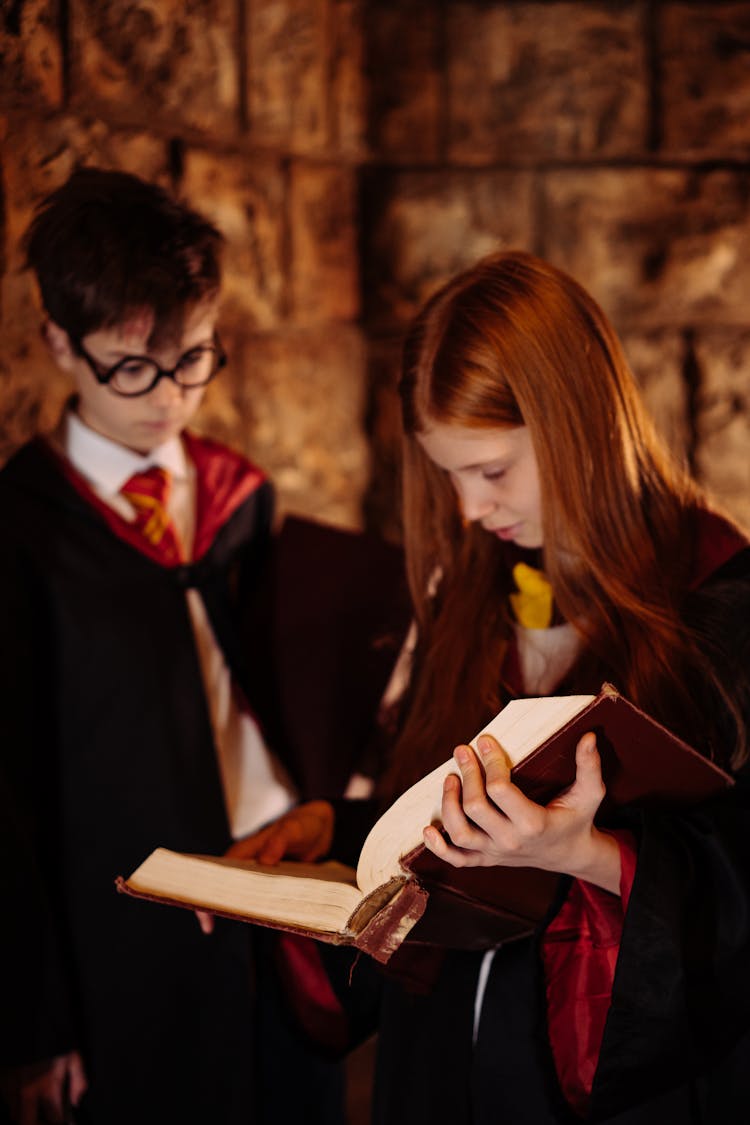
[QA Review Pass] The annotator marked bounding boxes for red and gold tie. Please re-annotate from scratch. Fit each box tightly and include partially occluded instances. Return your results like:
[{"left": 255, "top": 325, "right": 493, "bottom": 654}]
[{"left": 120, "top": 466, "right": 184, "bottom": 565}]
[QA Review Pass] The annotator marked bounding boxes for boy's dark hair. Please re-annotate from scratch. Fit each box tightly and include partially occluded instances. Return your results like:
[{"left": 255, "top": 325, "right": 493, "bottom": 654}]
[{"left": 25, "top": 166, "right": 224, "bottom": 345}]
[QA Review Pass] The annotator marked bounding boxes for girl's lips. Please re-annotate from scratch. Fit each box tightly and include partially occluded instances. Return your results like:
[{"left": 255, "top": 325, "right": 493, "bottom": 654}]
[{"left": 490, "top": 524, "right": 520, "bottom": 541}]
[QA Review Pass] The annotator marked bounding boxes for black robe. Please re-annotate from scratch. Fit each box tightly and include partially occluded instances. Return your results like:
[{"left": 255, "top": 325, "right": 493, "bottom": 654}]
[
  {"left": 356, "top": 543, "right": 750, "bottom": 1125},
  {"left": 0, "top": 438, "right": 353, "bottom": 1125}
]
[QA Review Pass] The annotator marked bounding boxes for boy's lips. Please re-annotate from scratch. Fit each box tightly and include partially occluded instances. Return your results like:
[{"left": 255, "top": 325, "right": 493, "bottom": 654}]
[{"left": 141, "top": 417, "right": 181, "bottom": 431}]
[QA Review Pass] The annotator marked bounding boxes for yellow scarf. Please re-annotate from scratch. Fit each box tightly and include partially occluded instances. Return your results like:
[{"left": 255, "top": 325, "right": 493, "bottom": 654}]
[{"left": 510, "top": 562, "right": 554, "bottom": 629}]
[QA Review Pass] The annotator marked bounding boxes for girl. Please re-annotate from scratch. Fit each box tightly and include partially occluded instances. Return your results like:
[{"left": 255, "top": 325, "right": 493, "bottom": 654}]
[{"left": 239, "top": 251, "right": 750, "bottom": 1123}]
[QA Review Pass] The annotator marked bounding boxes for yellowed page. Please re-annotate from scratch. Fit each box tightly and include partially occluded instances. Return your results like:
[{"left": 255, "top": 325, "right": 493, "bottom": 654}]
[{"left": 127, "top": 849, "right": 363, "bottom": 934}]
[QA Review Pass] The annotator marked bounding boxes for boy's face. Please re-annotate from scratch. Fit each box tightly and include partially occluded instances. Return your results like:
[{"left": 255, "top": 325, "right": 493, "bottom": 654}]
[{"left": 48, "top": 300, "right": 219, "bottom": 454}]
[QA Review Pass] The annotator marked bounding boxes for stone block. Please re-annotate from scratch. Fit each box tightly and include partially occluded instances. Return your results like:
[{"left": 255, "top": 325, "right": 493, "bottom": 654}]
[
  {"left": 0, "top": 341, "right": 71, "bottom": 465},
  {"left": 0, "top": 0, "right": 63, "bottom": 110},
  {"left": 232, "top": 325, "right": 369, "bottom": 526},
  {"left": 693, "top": 329, "right": 750, "bottom": 530},
  {"left": 620, "top": 330, "right": 690, "bottom": 464},
  {"left": 191, "top": 330, "right": 247, "bottom": 456},
  {"left": 3, "top": 116, "right": 86, "bottom": 275},
  {"left": 246, "top": 0, "right": 329, "bottom": 152},
  {"left": 70, "top": 0, "right": 240, "bottom": 136},
  {"left": 329, "top": 0, "right": 366, "bottom": 156},
  {"left": 543, "top": 169, "right": 750, "bottom": 328},
  {"left": 3, "top": 114, "right": 169, "bottom": 256},
  {"left": 181, "top": 149, "right": 286, "bottom": 331},
  {"left": 660, "top": 3, "right": 750, "bottom": 159},
  {"left": 446, "top": 1, "right": 647, "bottom": 163},
  {"left": 363, "top": 0, "right": 442, "bottom": 161},
  {"left": 2, "top": 114, "right": 169, "bottom": 333},
  {"left": 363, "top": 169, "right": 535, "bottom": 326},
  {"left": 289, "top": 161, "right": 359, "bottom": 323}
]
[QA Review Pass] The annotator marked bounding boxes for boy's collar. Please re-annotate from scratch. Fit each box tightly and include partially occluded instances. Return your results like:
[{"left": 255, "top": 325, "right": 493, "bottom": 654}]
[{"left": 62, "top": 404, "right": 190, "bottom": 495}]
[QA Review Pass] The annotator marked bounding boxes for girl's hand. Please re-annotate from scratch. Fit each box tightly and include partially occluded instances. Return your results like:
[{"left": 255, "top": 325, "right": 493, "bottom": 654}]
[
  {"left": 226, "top": 800, "right": 335, "bottom": 866},
  {"left": 423, "top": 732, "right": 622, "bottom": 895}
]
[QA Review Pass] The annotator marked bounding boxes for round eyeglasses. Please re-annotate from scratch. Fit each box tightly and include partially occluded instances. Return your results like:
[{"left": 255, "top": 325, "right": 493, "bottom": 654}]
[{"left": 72, "top": 335, "right": 227, "bottom": 398}]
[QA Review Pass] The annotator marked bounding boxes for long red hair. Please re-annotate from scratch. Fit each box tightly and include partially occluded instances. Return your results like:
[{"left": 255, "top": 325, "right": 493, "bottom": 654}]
[{"left": 384, "top": 251, "right": 741, "bottom": 796}]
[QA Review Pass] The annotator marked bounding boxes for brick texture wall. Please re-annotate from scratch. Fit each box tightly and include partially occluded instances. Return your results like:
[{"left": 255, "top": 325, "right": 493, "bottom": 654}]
[
  {"left": 2, "top": 0, "right": 749, "bottom": 535},
  {"left": 360, "top": 0, "right": 750, "bottom": 537},
  {"left": 0, "top": 0, "right": 367, "bottom": 525}
]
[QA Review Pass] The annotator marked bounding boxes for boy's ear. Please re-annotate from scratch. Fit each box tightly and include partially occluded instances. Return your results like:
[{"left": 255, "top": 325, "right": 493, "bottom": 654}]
[{"left": 43, "top": 320, "right": 77, "bottom": 372}]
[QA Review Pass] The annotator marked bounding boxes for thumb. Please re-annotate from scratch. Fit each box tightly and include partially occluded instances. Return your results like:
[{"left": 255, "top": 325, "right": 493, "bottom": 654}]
[
  {"left": 561, "top": 732, "right": 606, "bottom": 813},
  {"left": 68, "top": 1052, "right": 88, "bottom": 1106},
  {"left": 195, "top": 909, "right": 215, "bottom": 935}
]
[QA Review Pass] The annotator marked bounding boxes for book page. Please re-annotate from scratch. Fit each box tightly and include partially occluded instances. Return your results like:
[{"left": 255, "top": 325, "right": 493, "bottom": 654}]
[
  {"left": 356, "top": 694, "right": 594, "bottom": 895},
  {"left": 127, "top": 849, "right": 364, "bottom": 934},
  {"left": 477, "top": 695, "right": 595, "bottom": 766}
]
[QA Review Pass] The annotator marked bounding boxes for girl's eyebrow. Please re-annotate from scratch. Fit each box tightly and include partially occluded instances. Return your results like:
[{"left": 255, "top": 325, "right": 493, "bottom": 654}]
[{"left": 458, "top": 457, "right": 508, "bottom": 472}]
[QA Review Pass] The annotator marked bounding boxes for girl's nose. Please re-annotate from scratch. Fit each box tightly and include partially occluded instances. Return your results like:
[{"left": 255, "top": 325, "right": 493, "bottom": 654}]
[{"left": 455, "top": 479, "right": 496, "bottom": 524}]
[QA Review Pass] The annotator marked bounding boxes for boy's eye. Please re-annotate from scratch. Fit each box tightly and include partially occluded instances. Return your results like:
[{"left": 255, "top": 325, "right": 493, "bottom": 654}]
[
  {"left": 118, "top": 358, "right": 152, "bottom": 377},
  {"left": 178, "top": 349, "right": 206, "bottom": 368}
]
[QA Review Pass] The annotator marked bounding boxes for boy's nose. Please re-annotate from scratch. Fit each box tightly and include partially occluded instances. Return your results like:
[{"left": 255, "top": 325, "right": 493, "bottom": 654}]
[{"left": 147, "top": 374, "right": 183, "bottom": 408}]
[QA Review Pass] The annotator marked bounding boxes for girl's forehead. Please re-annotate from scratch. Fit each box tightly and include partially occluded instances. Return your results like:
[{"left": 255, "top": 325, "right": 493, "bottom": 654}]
[{"left": 417, "top": 423, "right": 530, "bottom": 470}]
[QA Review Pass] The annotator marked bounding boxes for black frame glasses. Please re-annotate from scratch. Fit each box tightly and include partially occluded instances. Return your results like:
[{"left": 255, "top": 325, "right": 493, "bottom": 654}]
[{"left": 72, "top": 334, "right": 227, "bottom": 398}]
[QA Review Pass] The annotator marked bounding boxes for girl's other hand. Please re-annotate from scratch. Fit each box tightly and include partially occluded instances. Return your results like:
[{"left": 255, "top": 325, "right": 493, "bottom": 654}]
[{"left": 423, "top": 732, "right": 621, "bottom": 895}]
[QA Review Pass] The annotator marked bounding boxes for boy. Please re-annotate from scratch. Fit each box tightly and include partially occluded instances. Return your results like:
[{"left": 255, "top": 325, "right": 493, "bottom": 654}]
[{"left": 0, "top": 167, "right": 345, "bottom": 1125}]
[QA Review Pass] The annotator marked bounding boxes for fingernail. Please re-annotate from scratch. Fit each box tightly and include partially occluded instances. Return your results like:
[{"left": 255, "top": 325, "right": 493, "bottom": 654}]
[
  {"left": 454, "top": 746, "right": 469, "bottom": 765},
  {"left": 477, "top": 735, "right": 493, "bottom": 756}
]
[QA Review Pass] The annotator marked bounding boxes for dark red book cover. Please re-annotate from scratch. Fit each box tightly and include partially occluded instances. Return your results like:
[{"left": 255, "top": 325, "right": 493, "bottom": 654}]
[
  {"left": 118, "top": 688, "right": 733, "bottom": 961},
  {"left": 397, "top": 686, "right": 733, "bottom": 950}
]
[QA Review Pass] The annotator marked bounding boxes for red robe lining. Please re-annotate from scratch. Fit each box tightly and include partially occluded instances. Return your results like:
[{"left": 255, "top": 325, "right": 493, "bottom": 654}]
[
  {"left": 540, "top": 508, "right": 749, "bottom": 1116},
  {"left": 37, "top": 429, "right": 266, "bottom": 566}
]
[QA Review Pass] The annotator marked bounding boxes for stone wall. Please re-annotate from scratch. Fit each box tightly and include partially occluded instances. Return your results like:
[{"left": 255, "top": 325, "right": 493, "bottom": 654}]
[
  {"left": 361, "top": 0, "right": 750, "bottom": 535},
  {"left": 0, "top": 0, "right": 367, "bottom": 526},
  {"left": 1, "top": 0, "right": 749, "bottom": 535}
]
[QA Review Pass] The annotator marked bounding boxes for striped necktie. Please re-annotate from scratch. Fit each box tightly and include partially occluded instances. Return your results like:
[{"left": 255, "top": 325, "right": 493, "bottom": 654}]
[{"left": 120, "top": 466, "right": 184, "bottom": 565}]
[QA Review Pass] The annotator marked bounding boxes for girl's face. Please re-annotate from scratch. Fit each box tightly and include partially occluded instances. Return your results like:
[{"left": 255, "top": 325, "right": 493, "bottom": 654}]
[{"left": 417, "top": 423, "right": 543, "bottom": 549}]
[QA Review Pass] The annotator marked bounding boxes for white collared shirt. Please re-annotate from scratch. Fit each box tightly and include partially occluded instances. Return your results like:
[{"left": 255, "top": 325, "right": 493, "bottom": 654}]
[{"left": 62, "top": 410, "right": 298, "bottom": 839}]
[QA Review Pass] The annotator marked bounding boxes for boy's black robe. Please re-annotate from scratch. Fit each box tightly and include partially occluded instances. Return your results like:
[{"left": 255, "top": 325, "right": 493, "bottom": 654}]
[{"left": 0, "top": 436, "right": 406, "bottom": 1125}]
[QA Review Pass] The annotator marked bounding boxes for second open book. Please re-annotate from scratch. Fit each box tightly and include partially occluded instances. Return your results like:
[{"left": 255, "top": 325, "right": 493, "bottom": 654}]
[{"left": 119, "top": 684, "right": 732, "bottom": 963}]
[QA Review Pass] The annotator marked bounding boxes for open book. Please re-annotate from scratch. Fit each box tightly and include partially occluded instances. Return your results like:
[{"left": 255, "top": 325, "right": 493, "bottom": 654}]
[{"left": 118, "top": 684, "right": 733, "bottom": 962}]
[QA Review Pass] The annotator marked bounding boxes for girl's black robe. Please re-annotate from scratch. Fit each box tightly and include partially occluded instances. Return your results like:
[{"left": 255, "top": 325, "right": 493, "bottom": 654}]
[{"left": 347, "top": 536, "right": 750, "bottom": 1125}]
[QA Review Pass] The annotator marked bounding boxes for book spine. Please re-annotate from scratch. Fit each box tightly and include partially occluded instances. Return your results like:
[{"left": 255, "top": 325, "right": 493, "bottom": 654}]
[{"left": 354, "top": 880, "right": 429, "bottom": 963}]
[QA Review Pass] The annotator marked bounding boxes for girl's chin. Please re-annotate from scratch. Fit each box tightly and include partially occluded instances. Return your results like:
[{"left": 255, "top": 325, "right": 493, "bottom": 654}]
[{"left": 492, "top": 527, "right": 543, "bottom": 550}]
